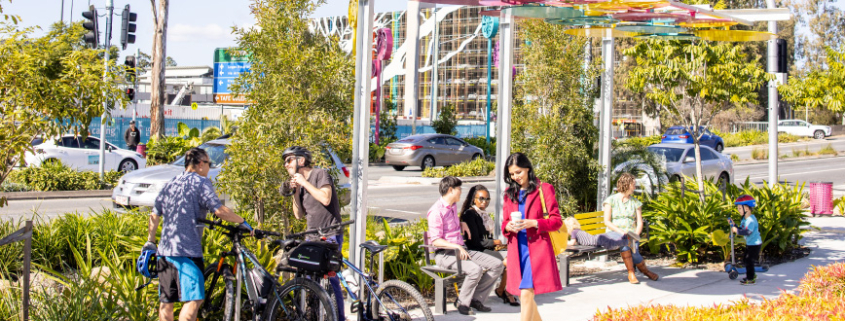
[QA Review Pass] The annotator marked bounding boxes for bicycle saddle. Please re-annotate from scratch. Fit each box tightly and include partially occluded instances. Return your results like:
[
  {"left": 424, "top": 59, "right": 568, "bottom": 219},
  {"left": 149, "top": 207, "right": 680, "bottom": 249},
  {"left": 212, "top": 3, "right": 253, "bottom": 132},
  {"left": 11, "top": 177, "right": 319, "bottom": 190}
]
[{"left": 360, "top": 240, "right": 389, "bottom": 254}]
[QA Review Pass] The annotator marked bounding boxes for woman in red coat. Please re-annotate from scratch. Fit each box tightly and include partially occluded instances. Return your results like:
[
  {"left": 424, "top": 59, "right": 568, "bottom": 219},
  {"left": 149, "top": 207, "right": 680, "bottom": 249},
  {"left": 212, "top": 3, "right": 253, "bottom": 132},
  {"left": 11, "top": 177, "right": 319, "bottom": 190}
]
[{"left": 501, "top": 153, "right": 562, "bottom": 321}]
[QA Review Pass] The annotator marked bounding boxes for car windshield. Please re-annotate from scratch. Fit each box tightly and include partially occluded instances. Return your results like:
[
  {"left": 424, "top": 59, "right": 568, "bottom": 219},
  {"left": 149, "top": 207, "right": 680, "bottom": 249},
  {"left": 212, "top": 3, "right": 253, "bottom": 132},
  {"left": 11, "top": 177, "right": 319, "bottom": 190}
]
[
  {"left": 665, "top": 128, "right": 688, "bottom": 135},
  {"left": 647, "top": 146, "right": 686, "bottom": 163},
  {"left": 172, "top": 143, "right": 228, "bottom": 168}
]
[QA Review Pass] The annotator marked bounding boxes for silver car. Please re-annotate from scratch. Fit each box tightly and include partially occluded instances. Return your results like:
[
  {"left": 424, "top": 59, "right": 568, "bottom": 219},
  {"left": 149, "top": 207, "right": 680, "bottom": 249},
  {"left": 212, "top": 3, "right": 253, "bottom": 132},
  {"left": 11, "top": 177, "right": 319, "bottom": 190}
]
[
  {"left": 112, "top": 139, "right": 351, "bottom": 209},
  {"left": 384, "top": 134, "right": 485, "bottom": 171},
  {"left": 614, "top": 143, "right": 734, "bottom": 195}
]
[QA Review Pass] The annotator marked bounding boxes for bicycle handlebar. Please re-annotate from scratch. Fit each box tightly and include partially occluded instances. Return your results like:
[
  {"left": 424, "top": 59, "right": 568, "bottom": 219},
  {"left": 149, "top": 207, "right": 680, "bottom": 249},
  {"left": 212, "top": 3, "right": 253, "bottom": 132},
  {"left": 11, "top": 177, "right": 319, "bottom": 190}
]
[
  {"left": 283, "top": 220, "right": 355, "bottom": 239},
  {"left": 196, "top": 218, "right": 282, "bottom": 239}
]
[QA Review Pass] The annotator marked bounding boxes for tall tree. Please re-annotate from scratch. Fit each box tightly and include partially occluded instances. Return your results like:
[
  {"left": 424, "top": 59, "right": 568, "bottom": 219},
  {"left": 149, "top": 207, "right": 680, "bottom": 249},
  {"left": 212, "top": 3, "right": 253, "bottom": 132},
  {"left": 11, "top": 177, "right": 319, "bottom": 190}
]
[
  {"left": 512, "top": 20, "right": 601, "bottom": 213},
  {"left": 216, "top": 0, "right": 354, "bottom": 227},
  {"left": 149, "top": 0, "right": 169, "bottom": 138},
  {"left": 0, "top": 22, "right": 123, "bottom": 206},
  {"left": 779, "top": 46, "right": 845, "bottom": 123},
  {"left": 786, "top": 0, "right": 845, "bottom": 69},
  {"left": 625, "top": 40, "right": 772, "bottom": 201}
]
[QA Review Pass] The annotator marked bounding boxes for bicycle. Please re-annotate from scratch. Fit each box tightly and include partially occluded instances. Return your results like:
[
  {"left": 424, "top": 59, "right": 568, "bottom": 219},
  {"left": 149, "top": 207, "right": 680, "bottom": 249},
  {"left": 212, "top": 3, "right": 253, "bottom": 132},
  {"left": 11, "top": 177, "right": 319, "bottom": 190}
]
[
  {"left": 199, "top": 218, "right": 337, "bottom": 321},
  {"left": 306, "top": 229, "right": 434, "bottom": 321}
]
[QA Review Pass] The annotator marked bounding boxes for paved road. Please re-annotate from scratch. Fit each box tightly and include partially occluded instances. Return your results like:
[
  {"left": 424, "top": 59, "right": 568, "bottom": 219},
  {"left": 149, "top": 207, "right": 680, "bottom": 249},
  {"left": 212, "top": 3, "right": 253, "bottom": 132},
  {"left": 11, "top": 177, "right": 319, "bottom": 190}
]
[
  {"left": 4, "top": 156, "right": 843, "bottom": 221},
  {"left": 724, "top": 135, "right": 845, "bottom": 161}
]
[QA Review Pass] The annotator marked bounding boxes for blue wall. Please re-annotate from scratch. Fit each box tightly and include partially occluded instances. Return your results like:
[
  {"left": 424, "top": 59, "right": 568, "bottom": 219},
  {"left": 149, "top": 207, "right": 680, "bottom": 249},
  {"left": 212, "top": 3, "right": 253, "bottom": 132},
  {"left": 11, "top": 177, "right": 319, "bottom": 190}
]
[
  {"left": 379, "top": 124, "right": 488, "bottom": 140},
  {"left": 90, "top": 117, "right": 220, "bottom": 150}
]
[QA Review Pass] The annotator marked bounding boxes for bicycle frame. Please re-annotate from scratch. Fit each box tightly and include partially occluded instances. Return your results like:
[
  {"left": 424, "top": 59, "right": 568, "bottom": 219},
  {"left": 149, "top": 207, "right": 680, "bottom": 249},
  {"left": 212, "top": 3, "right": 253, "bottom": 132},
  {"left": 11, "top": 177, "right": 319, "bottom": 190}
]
[{"left": 333, "top": 257, "right": 410, "bottom": 321}]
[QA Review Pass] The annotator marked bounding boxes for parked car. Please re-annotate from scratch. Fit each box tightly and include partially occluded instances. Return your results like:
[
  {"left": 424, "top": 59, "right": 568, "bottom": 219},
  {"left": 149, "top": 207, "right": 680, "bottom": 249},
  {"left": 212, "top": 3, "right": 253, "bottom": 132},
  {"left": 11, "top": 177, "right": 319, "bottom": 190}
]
[
  {"left": 777, "top": 119, "right": 831, "bottom": 139},
  {"left": 614, "top": 143, "right": 734, "bottom": 195},
  {"left": 111, "top": 139, "right": 350, "bottom": 210},
  {"left": 23, "top": 135, "right": 146, "bottom": 172},
  {"left": 661, "top": 126, "right": 725, "bottom": 153},
  {"left": 384, "top": 134, "right": 485, "bottom": 171}
]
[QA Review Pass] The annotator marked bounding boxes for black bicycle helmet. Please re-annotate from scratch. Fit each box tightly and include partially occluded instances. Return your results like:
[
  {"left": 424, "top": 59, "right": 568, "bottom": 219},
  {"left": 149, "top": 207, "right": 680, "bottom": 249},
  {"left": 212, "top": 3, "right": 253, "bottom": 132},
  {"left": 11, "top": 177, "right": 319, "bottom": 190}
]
[{"left": 282, "top": 146, "right": 312, "bottom": 163}]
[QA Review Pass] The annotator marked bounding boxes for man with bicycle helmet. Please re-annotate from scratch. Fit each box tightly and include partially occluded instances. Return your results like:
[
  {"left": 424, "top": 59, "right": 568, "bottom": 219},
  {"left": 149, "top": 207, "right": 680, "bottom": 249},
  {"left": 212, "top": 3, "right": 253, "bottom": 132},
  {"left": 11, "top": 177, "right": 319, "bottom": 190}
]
[
  {"left": 280, "top": 146, "right": 345, "bottom": 320},
  {"left": 144, "top": 148, "right": 252, "bottom": 321}
]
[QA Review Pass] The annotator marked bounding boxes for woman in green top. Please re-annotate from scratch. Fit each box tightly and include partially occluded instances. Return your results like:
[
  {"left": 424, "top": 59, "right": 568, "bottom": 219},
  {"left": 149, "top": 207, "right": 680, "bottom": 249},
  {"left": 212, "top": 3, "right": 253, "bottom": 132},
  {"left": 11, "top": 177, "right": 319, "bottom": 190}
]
[{"left": 602, "top": 173, "right": 659, "bottom": 284}]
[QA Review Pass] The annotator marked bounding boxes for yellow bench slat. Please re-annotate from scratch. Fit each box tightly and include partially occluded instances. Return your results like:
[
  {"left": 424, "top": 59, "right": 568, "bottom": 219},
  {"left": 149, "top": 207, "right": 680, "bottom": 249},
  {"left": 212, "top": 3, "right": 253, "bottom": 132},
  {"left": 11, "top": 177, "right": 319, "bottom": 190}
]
[
  {"left": 574, "top": 211, "right": 604, "bottom": 220},
  {"left": 581, "top": 223, "right": 607, "bottom": 235},
  {"left": 577, "top": 217, "right": 604, "bottom": 225}
]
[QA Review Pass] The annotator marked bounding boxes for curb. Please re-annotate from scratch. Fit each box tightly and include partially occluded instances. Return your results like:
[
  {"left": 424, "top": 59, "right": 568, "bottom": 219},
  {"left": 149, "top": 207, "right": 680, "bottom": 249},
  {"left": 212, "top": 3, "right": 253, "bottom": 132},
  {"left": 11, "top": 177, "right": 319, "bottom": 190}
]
[
  {"left": 377, "top": 175, "right": 495, "bottom": 185},
  {"left": 2, "top": 190, "right": 113, "bottom": 201}
]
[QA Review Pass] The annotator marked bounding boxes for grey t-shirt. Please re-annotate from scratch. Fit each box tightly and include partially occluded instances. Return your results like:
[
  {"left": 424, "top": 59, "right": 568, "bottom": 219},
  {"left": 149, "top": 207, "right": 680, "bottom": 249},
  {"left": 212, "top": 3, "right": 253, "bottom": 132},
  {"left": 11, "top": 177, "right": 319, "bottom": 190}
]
[
  {"left": 153, "top": 172, "right": 222, "bottom": 257},
  {"left": 298, "top": 168, "right": 341, "bottom": 238}
]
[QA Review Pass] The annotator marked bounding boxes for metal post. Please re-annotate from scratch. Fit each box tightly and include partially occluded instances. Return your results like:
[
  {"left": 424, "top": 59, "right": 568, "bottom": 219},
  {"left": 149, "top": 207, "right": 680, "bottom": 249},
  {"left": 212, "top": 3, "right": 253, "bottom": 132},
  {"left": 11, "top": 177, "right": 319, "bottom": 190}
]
[
  {"left": 766, "top": 0, "right": 779, "bottom": 187},
  {"left": 349, "top": 0, "right": 374, "bottom": 278},
  {"left": 134, "top": 48, "right": 140, "bottom": 123},
  {"left": 430, "top": 9, "right": 439, "bottom": 120},
  {"left": 486, "top": 38, "right": 493, "bottom": 146},
  {"left": 403, "top": 1, "right": 425, "bottom": 135},
  {"left": 597, "top": 32, "right": 614, "bottom": 204},
  {"left": 99, "top": 0, "right": 114, "bottom": 178},
  {"left": 493, "top": 10, "right": 514, "bottom": 239},
  {"left": 22, "top": 220, "right": 32, "bottom": 321}
]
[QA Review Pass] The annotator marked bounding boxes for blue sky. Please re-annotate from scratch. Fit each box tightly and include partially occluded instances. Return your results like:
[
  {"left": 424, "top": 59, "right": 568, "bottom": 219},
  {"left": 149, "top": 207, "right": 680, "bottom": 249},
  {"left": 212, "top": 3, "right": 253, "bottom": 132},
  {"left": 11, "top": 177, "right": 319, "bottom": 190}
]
[{"left": 4, "top": 0, "right": 411, "bottom": 67}]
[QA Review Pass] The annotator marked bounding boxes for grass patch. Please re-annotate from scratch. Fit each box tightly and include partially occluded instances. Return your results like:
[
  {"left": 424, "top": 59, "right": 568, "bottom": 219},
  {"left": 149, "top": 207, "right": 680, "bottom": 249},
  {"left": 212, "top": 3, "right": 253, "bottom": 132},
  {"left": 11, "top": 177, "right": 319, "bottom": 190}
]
[
  {"left": 751, "top": 148, "right": 768, "bottom": 160},
  {"left": 817, "top": 144, "right": 838, "bottom": 156}
]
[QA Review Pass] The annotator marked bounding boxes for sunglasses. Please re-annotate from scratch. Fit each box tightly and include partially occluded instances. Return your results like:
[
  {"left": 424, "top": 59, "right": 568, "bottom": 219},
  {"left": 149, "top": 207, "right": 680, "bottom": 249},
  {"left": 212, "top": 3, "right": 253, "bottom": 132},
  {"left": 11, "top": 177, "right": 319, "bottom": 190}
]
[
  {"left": 200, "top": 159, "right": 211, "bottom": 165},
  {"left": 476, "top": 197, "right": 491, "bottom": 202},
  {"left": 285, "top": 157, "right": 297, "bottom": 164}
]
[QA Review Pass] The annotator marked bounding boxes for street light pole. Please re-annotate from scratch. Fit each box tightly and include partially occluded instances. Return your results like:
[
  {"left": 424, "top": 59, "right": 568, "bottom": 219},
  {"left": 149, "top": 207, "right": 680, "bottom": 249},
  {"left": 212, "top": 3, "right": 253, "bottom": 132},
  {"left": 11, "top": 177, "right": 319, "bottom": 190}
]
[
  {"left": 766, "top": 0, "right": 779, "bottom": 187},
  {"left": 99, "top": 0, "right": 114, "bottom": 178},
  {"left": 493, "top": 10, "right": 514, "bottom": 239},
  {"left": 597, "top": 31, "right": 614, "bottom": 205}
]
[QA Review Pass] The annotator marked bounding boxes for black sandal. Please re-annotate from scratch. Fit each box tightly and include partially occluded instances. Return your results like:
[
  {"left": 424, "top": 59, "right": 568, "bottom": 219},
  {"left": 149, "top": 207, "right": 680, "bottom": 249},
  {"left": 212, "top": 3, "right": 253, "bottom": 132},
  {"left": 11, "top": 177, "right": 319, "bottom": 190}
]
[{"left": 496, "top": 289, "right": 520, "bottom": 306}]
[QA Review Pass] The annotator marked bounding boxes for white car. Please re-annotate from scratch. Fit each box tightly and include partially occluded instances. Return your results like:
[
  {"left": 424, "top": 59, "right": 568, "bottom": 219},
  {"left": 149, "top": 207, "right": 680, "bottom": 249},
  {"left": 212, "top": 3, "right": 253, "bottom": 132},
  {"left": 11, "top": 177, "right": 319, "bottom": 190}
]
[
  {"left": 24, "top": 135, "right": 146, "bottom": 172},
  {"left": 112, "top": 139, "right": 351, "bottom": 209},
  {"left": 778, "top": 119, "right": 832, "bottom": 139}
]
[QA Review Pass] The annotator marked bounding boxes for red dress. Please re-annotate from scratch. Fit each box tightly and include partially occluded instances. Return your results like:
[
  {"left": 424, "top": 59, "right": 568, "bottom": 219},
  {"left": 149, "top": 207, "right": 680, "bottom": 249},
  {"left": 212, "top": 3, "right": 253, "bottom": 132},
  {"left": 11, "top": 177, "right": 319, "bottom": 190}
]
[{"left": 501, "top": 182, "right": 563, "bottom": 295}]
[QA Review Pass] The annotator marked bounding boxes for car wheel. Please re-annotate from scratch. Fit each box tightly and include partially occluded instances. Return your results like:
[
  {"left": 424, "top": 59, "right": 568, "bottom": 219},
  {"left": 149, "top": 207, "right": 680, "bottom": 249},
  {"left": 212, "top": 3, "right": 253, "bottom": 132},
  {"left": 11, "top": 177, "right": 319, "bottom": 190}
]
[
  {"left": 471, "top": 153, "right": 482, "bottom": 160},
  {"left": 119, "top": 159, "right": 138, "bottom": 172},
  {"left": 814, "top": 130, "right": 825, "bottom": 140},
  {"left": 715, "top": 144, "right": 724, "bottom": 153},
  {"left": 392, "top": 165, "right": 406, "bottom": 171},
  {"left": 421, "top": 156, "right": 435, "bottom": 171},
  {"left": 718, "top": 172, "right": 730, "bottom": 187}
]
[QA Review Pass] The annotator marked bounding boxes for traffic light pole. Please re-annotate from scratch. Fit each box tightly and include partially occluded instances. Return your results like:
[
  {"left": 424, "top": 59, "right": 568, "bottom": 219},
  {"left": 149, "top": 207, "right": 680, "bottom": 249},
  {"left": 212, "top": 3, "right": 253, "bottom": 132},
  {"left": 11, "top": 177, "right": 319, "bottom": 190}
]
[
  {"left": 99, "top": 0, "right": 114, "bottom": 178},
  {"left": 134, "top": 47, "right": 140, "bottom": 123}
]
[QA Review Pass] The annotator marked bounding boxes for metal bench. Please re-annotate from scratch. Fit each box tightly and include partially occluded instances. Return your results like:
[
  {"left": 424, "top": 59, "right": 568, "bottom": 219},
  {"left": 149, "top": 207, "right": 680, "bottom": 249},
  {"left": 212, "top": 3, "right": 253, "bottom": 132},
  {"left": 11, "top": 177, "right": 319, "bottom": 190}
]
[
  {"left": 419, "top": 231, "right": 465, "bottom": 314},
  {"left": 557, "top": 211, "right": 621, "bottom": 287}
]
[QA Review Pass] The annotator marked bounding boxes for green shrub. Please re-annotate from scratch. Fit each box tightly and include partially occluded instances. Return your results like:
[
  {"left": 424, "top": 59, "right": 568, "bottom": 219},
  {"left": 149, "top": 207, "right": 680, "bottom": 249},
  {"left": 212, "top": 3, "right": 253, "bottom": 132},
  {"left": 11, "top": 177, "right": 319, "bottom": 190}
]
[
  {"left": 715, "top": 129, "right": 805, "bottom": 148},
  {"left": 612, "top": 134, "right": 662, "bottom": 149},
  {"left": 431, "top": 104, "right": 457, "bottom": 135},
  {"left": 834, "top": 196, "right": 845, "bottom": 216},
  {"left": 7, "top": 161, "right": 122, "bottom": 191},
  {"left": 421, "top": 157, "right": 494, "bottom": 178},
  {"left": 818, "top": 144, "right": 838, "bottom": 156},
  {"left": 366, "top": 218, "right": 434, "bottom": 294},
  {"left": 592, "top": 262, "right": 845, "bottom": 320},
  {"left": 751, "top": 147, "right": 768, "bottom": 160},
  {"left": 643, "top": 177, "right": 810, "bottom": 263},
  {"left": 463, "top": 136, "right": 496, "bottom": 157},
  {"left": 144, "top": 135, "right": 192, "bottom": 166}
]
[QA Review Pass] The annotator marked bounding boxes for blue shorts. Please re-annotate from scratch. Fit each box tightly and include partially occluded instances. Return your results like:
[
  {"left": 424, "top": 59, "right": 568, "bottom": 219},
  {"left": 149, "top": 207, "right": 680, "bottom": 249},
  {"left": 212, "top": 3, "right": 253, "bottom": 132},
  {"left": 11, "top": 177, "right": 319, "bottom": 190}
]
[{"left": 158, "top": 257, "right": 205, "bottom": 303}]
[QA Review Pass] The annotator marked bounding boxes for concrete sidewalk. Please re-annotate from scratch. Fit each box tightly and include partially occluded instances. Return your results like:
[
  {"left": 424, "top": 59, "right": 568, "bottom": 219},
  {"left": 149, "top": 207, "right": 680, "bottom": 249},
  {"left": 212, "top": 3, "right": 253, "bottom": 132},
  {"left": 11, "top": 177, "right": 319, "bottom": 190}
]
[{"left": 431, "top": 216, "right": 845, "bottom": 320}]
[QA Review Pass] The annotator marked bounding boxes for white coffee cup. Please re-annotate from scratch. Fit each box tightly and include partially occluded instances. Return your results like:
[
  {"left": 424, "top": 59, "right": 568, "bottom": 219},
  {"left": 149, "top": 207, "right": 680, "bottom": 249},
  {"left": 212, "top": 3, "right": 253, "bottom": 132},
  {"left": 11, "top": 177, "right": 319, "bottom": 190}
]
[{"left": 511, "top": 211, "right": 523, "bottom": 223}]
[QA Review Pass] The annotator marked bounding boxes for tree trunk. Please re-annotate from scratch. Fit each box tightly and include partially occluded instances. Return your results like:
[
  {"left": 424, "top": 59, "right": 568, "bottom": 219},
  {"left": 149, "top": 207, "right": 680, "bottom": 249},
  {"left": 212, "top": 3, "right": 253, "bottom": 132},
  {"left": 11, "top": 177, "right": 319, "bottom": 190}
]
[
  {"left": 254, "top": 197, "right": 265, "bottom": 224},
  {"left": 693, "top": 141, "right": 706, "bottom": 203},
  {"left": 149, "top": 0, "right": 169, "bottom": 138}
]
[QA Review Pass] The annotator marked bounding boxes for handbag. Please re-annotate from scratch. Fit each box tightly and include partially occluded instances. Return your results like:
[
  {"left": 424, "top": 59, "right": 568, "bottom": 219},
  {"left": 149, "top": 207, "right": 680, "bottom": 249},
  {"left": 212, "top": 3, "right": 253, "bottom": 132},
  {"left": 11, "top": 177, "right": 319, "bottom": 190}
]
[{"left": 538, "top": 185, "right": 569, "bottom": 256}]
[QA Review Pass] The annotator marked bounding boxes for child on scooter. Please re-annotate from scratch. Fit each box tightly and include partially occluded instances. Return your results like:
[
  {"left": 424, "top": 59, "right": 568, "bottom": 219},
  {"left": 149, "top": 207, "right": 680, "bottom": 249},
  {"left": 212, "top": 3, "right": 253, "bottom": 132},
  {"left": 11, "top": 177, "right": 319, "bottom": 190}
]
[{"left": 732, "top": 195, "right": 762, "bottom": 285}]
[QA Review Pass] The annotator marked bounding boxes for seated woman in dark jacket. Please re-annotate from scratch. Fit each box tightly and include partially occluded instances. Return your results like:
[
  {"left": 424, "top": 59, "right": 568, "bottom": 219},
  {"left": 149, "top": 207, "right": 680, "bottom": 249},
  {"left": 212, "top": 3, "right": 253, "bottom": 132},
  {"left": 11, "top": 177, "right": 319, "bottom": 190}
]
[{"left": 460, "top": 185, "right": 519, "bottom": 306}]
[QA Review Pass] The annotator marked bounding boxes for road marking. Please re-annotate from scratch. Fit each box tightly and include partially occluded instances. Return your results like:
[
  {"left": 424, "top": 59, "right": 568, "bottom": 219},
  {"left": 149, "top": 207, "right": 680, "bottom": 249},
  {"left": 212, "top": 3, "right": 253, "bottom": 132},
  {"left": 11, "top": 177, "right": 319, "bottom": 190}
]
[
  {"left": 368, "top": 206, "right": 421, "bottom": 215},
  {"left": 747, "top": 167, "right": 845, "bottom": 180}
]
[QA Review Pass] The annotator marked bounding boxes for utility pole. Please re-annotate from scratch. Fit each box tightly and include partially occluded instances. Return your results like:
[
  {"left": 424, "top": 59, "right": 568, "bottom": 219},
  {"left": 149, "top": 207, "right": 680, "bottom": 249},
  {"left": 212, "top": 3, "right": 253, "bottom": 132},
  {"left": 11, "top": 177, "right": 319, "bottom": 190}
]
[
  {"left": 98, "top": 0, "right": 114, "bottom": 178},
  {"left": 597, "top": 31, "right": 614, "bottom": 205},
  {"left": 430, "top": 8, "right": 439, "bottom": 121},
  {"left": 134, "top": 47, "right": 140, "bottom": 123},
  {"left": 766, "top": 0, "right": 779, "bottom": 187}
]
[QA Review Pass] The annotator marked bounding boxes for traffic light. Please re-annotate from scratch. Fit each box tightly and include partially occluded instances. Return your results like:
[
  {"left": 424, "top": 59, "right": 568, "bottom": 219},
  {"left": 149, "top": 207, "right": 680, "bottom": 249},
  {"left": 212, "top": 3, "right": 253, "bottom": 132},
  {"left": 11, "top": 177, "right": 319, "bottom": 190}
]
[
  {"left": 81, "top": 5, "right": 99, "bottom": 48},
  {"left": 777, "top": 39, "right": 788, "bottom": 73},
  {"left": 125, "top": 88, "right": 135, "bottom": 101},
  {"left": 124, "top": 55, "right": 136, "bottom": 83},
  {"left": 120, "top": 4, "right": 137, "bottom": 50}
]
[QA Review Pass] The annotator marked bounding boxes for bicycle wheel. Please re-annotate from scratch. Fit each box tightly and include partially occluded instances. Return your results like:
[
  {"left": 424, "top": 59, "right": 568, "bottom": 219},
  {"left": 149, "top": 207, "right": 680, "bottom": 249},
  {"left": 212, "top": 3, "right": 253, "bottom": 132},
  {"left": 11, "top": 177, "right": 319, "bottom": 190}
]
[
  {"left": 202, "top": 264, "right": 235, "bottom": 321},
  {"left": 263, "top": 277, "right": 337, "bottom": 321},
  {"left": 371, "top": 280, "right": 434, "bottom": 321},
  {"left": 321, "top": 278, "right": 340, "bottom": 319}
]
